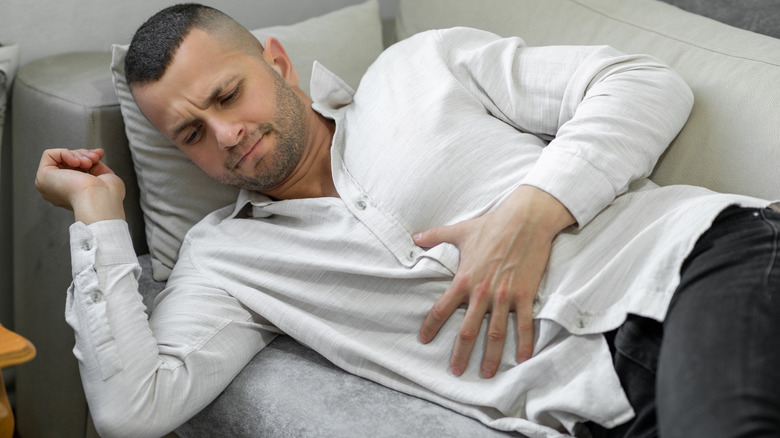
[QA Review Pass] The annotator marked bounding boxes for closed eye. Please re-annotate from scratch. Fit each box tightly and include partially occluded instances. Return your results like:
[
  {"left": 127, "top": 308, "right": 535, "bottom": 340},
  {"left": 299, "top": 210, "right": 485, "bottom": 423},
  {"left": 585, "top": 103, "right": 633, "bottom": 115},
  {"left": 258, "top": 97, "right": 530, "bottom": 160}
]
[
  {"left": 220, "top": 83, "right": 241, "bottom": 105},
  {"left": 184, "top": 124, "right": 203, "bottom": 145}
]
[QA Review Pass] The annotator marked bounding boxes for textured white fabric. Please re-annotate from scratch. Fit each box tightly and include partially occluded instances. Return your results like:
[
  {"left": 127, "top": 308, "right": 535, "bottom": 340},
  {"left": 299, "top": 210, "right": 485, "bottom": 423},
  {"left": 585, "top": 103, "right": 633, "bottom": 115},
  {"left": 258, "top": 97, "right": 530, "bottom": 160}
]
[{"left": 67, "top": 28, "right": 770, "bottom": 438}]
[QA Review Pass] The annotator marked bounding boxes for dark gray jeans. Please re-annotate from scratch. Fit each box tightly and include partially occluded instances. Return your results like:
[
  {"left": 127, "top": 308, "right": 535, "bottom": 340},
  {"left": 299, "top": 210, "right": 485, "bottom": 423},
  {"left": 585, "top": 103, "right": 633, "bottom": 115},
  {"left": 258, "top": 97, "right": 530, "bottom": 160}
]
[{"left": 587, "top": 205, "right": 780, "bottom": 437}]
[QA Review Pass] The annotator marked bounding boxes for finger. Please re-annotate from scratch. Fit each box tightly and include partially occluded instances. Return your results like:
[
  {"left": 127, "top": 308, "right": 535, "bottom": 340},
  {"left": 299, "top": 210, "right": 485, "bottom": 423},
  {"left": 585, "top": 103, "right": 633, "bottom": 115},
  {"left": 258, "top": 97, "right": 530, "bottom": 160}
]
[
  {"left": 39, "top": 148, "right": 69, "bottom": 170},
  {"left": 419, "top": 274, "right": 469, "bottom": 344},
  {"left": 62, "top": 149, "right": 101, "bottom": 170},
  {"left": 515, "top": 299, "right": 535, "bottom": 363},
  {"left": 413, "top": 223, "right": 462, "bottom": 248},
  {"left": 450, "top": 284, "right": 491, "bottom": 376},
  {"left": 88, "top": 160, "right": 115, "bottom": 177},
  {"left": 481, "top": 287, "right": 510, "bottom": 378},
  {"left": 60, "top": 150, "right": 85, "bottom": 169}
]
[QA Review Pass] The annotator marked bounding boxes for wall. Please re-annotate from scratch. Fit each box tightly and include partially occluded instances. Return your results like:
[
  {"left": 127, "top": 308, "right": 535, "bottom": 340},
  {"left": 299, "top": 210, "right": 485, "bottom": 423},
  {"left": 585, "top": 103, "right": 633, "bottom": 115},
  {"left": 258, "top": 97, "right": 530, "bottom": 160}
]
[
  {"left": 0, "top": 0, "right": 398, "bottom": 327},
  {"left": 0, "top": 0, "right": 399, "bottom": 66}
]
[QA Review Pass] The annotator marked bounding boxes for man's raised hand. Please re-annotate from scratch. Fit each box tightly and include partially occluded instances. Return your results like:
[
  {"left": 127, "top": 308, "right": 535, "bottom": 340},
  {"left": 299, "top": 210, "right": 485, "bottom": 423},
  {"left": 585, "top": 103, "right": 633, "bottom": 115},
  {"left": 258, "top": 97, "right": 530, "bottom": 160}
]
[{"left": 35, "top": 148, "right": 126, "bottom": 224}]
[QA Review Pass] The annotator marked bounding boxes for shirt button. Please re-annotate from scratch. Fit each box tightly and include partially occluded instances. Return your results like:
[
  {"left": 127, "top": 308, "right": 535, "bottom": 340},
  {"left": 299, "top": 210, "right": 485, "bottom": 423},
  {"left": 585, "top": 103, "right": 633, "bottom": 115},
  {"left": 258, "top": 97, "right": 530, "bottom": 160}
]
[
  {"left": 82, "top": 240, "right": 92, "bottom": 251},
  {"left": 407, "top": 251, "right": 416, "bottom": 261},
  {"left": 576, "top": 317, "right": 588, "bottom": 329},
  {"left": 91, "top": 291, "right": 103, "bottom": 303},
  {"left": 355, "top": 200, "right": 367, "bottom": 210},
  {"left": 532, "top": 297, "right": 541, "bottom": 316}
]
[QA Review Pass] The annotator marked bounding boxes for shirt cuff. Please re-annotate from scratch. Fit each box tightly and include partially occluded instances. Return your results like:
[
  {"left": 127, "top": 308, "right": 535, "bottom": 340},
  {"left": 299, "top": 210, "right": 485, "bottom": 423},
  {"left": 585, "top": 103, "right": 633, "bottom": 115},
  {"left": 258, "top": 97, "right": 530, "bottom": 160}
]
[
  {"left": 522, "top": 147, "right": 617, "bottom": 227},
  {"left": 69, "top": 220, "right": 137, "bottom": 277}
]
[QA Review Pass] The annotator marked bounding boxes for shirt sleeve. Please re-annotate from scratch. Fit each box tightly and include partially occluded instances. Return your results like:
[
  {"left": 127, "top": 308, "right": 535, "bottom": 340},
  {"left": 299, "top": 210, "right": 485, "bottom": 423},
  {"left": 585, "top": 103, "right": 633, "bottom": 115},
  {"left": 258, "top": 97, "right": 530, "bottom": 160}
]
[
  {"left": 66, "top": 220, "right": 277, "bottom": 438},
  {"left": 435, "top": 27, "right": 694, "bottom": 226}
]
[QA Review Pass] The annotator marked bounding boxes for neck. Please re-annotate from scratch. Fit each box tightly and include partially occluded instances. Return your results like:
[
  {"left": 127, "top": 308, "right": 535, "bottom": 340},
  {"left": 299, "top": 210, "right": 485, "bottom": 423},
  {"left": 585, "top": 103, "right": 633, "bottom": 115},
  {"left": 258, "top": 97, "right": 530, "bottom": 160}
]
[{"left": 264, "top": 90, "right": 338, "bottom": 200}]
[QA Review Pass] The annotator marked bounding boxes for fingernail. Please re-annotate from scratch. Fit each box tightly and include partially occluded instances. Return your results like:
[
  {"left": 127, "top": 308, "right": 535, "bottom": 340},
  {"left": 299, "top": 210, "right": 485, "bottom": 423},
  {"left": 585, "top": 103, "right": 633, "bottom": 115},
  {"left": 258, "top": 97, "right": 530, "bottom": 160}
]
[
  {"left": 412, "top": 233, "right": 422, "bottom": 241},
  {"left": 418, "top": 334, "right": 429, "bottom": 344},
  {"left": 481, "top": 368, "right": 495, "bottom": 378},
  {"left": 450, "top": 365, "right": 463, "bottom": 376}
]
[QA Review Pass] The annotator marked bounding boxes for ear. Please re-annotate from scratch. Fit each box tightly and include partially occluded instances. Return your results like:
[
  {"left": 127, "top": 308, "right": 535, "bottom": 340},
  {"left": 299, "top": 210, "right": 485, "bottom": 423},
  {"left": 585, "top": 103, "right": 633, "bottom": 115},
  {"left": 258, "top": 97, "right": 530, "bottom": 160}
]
[{"left": 262, "top": 37, "right": 300, "bottom": 88}]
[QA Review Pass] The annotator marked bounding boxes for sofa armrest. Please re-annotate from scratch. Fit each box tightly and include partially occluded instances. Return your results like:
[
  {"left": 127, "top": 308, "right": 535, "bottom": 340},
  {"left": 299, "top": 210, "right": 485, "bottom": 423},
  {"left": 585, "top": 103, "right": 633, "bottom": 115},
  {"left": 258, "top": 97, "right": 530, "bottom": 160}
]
[{"left": 11, "top": 51, "right": 146, "bottom": 438}]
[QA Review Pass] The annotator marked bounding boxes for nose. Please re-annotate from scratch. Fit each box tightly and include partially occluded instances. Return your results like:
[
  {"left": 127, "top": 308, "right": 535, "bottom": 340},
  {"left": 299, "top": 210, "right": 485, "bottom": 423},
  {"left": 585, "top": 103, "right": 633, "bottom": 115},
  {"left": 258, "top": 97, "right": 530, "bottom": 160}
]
[{"left": 213, "top": 118, "right": 244, "bottom": 150}]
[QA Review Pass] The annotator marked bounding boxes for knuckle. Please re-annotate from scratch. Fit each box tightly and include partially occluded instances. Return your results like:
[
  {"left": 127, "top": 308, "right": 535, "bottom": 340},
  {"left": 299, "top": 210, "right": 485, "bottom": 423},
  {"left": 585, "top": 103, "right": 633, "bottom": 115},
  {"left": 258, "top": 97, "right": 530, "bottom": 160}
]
[
  {"left": 517, "top": 317, "right": 534, "bottom": 333},
  {"left": 457, "top": 328, "right": 478, "bottom": 343},
  {"left": 486, "top": 329, "right": 505, "bottom": 343},
  {"left": 453, "top": 273, "right": 471, "bottom": 291},
  {"left": 494, "top": 286, "right": 510, "bottom": 306},
  {"left": 429, "top": 304, "right": 447, "bottom": 323},
  {"left": 472, "top": 281, "right": 490, "bottom": 301}
]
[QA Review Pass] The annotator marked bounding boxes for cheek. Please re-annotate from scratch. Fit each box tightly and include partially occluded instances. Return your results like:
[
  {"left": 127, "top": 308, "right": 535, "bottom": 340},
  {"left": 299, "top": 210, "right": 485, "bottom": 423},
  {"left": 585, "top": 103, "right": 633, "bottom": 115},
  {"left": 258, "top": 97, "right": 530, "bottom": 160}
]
[{"left": 184, "top": 145, "right": 225, "bottom": 175}]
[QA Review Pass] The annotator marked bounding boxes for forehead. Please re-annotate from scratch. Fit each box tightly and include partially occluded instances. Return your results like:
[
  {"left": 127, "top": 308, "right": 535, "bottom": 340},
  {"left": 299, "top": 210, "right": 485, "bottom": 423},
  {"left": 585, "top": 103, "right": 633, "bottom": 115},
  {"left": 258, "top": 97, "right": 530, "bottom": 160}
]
[{"left": 131, "top": 29, "right": 250, "bottom": 137}]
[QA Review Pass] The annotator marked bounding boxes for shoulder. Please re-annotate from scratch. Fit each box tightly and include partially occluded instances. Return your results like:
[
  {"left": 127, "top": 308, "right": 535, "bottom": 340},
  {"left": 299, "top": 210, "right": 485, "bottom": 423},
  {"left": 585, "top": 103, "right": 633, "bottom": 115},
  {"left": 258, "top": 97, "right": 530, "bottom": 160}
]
[{"left": 381, "top": 27, "right": 528, "bottom": 72}]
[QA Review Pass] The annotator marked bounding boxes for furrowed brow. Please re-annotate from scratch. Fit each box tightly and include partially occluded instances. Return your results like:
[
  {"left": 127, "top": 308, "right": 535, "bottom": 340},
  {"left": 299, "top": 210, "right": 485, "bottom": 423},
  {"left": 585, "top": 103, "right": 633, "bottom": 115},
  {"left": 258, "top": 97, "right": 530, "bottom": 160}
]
[{"left": 169, "top": 75, "right": 240, "bottom": 140}]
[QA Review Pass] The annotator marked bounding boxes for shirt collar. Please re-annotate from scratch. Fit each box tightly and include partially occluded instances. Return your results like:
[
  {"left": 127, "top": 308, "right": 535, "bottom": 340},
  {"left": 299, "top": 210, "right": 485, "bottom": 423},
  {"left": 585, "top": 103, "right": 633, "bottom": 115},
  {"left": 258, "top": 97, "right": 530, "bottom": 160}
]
[
  {"left": 309, "top": 61, "right": 355, "bottom": 115},
  {"left": 230, "top": 189, "right": 273, "bottom": 219}
]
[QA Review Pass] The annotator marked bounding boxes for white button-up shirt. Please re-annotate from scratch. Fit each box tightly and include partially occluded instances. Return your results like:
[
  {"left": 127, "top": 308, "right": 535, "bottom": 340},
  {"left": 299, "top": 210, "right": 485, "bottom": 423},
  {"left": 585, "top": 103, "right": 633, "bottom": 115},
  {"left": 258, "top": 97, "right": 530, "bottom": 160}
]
[{"left": 66, "top": 28, "right": 769, "bottom": 438}]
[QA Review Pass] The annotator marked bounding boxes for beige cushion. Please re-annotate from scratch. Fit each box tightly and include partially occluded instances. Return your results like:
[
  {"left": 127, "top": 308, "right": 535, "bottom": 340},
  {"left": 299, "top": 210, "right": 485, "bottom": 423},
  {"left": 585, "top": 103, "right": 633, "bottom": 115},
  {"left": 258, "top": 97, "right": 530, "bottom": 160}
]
[
  {"left": 397, "top": 0, "right": 780, "bottom": 200},
  {"left": 111, "top": 0, "right": 384, "bottom": 280}
]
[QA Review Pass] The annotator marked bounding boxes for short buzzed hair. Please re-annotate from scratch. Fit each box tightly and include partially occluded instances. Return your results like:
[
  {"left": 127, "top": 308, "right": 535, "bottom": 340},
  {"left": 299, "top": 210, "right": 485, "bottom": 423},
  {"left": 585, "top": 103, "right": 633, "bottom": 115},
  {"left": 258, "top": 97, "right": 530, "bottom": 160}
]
[{"left": 125, "top": 3, "right": 262, "bottom": 88}]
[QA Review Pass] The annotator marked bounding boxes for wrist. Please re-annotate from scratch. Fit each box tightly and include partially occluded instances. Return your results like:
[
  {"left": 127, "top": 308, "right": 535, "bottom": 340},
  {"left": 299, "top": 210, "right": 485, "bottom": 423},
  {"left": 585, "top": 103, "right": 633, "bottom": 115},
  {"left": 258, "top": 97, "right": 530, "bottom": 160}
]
[
  {"left": 71, "top": 186, "right": 126, "bottom": 225},
  {"left": 508, "top": 185, "right": 576, "bottom": 236}
]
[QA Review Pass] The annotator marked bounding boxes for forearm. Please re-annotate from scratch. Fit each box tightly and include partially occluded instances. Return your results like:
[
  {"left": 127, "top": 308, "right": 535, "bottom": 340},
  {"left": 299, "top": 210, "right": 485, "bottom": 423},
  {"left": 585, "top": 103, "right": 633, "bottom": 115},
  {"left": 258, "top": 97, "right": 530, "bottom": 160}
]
[
  {"left": 438, "top": 28, "right": 694, "bottom": 226},
  {"left": 523, "top": 51, "right": 694, "bottom": 226},
  {"left": 66, "top": 221, "right": 273, "bottom": 437}
]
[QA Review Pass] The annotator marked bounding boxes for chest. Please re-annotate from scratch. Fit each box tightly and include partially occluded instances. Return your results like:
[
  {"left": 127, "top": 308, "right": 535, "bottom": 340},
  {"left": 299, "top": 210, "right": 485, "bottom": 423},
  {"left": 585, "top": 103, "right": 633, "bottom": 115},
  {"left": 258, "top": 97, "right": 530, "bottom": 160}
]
[{"left": 339, "top": 63, "right": 547, "bottom": 233}]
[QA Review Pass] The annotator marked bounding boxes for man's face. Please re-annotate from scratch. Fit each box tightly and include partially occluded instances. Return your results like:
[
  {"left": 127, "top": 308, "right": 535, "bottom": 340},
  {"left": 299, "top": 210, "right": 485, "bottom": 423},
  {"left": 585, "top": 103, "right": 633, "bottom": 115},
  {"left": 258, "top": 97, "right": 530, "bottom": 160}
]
[{"left": 132, "top": 29, "right": 308, "bottom": 193}]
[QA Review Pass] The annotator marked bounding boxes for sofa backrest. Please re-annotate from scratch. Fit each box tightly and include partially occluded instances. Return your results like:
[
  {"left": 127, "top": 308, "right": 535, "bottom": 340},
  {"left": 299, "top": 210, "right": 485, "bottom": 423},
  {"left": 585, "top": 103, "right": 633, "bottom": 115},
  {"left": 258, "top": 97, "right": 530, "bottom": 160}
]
[{"left": 396, "top": 0, "right": 780, "bottom": 201}]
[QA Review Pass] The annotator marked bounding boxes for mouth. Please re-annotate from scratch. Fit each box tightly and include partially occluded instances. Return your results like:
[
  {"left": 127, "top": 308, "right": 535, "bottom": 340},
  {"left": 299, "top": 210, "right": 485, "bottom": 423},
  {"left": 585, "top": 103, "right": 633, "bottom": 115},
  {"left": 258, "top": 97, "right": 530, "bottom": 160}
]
[{"left": 235, "top": 133, "right": 265, "bottom": 169}]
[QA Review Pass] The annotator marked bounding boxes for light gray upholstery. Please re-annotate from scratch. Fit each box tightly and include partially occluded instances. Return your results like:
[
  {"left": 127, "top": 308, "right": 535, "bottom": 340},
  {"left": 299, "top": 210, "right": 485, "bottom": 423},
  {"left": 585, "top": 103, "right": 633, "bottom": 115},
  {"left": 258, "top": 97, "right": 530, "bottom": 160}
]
[
  {"left": 11, "top": 51, "right": 146, "bottom": 438},
  {"left": 9, "top": 1, "right": 780, "bottom": 437}
]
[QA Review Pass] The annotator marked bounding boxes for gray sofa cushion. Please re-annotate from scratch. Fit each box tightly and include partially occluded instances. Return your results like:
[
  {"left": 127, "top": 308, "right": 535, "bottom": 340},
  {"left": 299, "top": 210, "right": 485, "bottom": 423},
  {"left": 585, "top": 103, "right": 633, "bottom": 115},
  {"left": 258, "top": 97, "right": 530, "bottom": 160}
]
[{"left": 178, "top": 335, "right": 523, "bottom": 438}]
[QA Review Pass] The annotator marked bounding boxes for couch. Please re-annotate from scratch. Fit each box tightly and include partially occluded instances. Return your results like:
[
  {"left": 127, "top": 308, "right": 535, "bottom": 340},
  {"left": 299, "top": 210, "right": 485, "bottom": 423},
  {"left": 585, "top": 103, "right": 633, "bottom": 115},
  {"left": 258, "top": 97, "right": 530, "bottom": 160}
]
[{"left": 10, "top": 0, "right": 780, "bottom": 436}]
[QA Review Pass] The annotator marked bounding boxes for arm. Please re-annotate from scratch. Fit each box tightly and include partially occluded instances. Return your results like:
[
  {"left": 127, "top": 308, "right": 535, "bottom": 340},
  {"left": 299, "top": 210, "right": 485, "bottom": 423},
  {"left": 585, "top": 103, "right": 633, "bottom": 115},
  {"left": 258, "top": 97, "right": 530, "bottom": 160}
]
[
  {"left": 415, "top": 29, "right": 694, "bottom": 378},
  {"left": 37, "top": 149, "right": 274, "bottom": 437}
]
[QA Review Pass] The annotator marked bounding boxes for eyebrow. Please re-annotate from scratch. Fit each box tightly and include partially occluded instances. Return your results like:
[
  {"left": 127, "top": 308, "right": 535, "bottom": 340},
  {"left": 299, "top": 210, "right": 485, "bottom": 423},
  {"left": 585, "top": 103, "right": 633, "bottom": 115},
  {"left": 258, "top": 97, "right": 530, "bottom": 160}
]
[{"left": 170, "top": 74, "right": 241, "bottom": 140}]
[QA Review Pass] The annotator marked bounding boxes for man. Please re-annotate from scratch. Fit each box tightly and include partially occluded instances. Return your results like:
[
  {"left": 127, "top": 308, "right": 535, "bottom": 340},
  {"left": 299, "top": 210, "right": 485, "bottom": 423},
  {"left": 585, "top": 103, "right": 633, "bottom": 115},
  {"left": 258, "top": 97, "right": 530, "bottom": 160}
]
[{"left": 35, "top": 4, "right": 780, "bottom": 438}]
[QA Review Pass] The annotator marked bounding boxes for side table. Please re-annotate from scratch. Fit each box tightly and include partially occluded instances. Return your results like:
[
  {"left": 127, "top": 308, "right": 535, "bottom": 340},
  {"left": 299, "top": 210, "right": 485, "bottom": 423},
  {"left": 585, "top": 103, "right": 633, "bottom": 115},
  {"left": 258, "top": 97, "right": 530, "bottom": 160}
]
[{"left": 0, "top": 325, "right": 35, "bottom": 438}]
